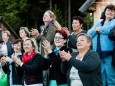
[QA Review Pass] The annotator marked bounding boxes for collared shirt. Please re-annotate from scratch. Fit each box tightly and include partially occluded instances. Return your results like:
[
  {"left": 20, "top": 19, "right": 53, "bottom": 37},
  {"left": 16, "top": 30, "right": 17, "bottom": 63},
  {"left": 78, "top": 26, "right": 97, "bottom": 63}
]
[{"left": 1, "top": 42, "right": 8, "bottom": 55}]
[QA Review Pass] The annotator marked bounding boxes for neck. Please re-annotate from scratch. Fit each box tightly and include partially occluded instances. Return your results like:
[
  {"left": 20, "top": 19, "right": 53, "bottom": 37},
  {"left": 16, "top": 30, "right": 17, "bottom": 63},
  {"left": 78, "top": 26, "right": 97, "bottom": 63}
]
[
  {"left": 22, "top": 37, "right": 29, "bottom": 41},
  {"left": 44, "top": 22, "right": 48, "bottom": 26},
  {"left": 79, "top": 48, "right": 90, "bottom": 55},
  {"left": 74, "top": 29, "right": 82, "bottom": 35},
  {"left": 104, "top": 19, "right": 110, "bottom": 25},
  {"left": 56, "top": 45, "right": 64, "bottom": 50},
  {"left": 14, "top": 52, "right": 22, "bottom": 55},
  {"left": 4, "top": 40, "right": 8, "bottom": 43}
]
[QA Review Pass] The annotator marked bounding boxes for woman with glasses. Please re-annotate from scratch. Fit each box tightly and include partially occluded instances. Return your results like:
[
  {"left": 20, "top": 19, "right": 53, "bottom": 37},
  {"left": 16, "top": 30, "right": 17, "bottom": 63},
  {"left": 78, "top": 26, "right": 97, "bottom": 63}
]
[{"left": 42, "top": 29, "right": 72, "bottom": 86}]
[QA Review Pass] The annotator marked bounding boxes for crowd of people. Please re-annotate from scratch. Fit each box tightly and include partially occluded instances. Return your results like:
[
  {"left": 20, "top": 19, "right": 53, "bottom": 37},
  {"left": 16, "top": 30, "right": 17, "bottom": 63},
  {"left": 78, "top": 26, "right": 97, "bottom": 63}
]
[{"left": 0, "top": 4, "right": 114, "bottom": 86}]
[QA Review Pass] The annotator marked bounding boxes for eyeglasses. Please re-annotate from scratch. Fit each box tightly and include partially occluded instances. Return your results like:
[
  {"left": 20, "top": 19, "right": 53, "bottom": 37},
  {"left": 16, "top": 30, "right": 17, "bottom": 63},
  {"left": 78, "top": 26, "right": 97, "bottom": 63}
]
[{"left": 54, "top": 36, "right": 64, "bottom": 40}]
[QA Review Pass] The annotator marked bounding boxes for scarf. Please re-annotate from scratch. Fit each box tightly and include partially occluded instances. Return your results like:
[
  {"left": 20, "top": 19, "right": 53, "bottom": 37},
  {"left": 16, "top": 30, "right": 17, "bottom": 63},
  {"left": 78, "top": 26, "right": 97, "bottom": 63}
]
[{"left": 22, "top": 51, "right": 36, "bottom": 63}]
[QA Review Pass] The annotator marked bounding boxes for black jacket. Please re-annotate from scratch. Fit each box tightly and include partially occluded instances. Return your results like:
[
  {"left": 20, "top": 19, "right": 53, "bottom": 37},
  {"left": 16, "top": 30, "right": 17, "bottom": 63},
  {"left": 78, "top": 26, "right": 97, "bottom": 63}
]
[
  {"left": 108, "top": 26, "right": 115, "bottom": 66},
  {"left": 22, "top": 53, "right": 43, "bottom": 85},
  {"left": 42, "top": 46, "right": 72, "bottom": 85},
  {"left": 2, "top": 55, "right": 23, "bottom": 85},
  {"left": 61, "top": 50, "right": 102, "bottom": 86}
]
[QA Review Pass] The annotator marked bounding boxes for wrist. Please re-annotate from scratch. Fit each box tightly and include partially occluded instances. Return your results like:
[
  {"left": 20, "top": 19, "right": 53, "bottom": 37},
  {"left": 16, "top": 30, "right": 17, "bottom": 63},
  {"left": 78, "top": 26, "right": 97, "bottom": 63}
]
[
  {"left": 48, "top": 49, "right": 52, "bottom": 54},
  {"left": 20, "top": 62, "right": 23, "bottom": 67}
]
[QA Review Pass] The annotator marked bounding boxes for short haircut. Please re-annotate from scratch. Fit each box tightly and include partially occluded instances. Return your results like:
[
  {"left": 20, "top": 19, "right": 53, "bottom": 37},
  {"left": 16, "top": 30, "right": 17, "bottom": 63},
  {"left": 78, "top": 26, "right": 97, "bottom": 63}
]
[
  {"left": 2, "top": 31, "right": 11, "bottom": 37},
  {"left": 14, "top": 39, "right": 23, "bottom": 44},
  {"left": 56, "top": 29, "right": 68, "bottom": 40},
  {"left": 72, "top": 16, "right": 84, "bottom": 24},
  {"left": 13, "top": 39, "right": 23, "bottom": 50},
  {"left": 77, "top": 33, "right": 92, "bottom": 44}
]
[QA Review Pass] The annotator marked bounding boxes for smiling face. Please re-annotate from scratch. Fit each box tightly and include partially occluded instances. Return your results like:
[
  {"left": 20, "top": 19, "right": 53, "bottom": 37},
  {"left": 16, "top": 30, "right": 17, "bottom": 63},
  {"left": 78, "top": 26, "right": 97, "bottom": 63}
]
[
  {"left": 13, "top": 42, "right": 22, "bottom": 53},
  {"left": 72, "top": 20, "right": 82, "bottom": 32},
  {"left": 77, "top": 35, "right": 91, "bottom": 51},
  {"left": 54, "top": 33, "right": 66, "bottom": 47},
  {"left": 105, "top": 8, "right": 115, "bottom": 19},
  {"left": 23, "top": 40, "right": 34, "bottom": 53}
]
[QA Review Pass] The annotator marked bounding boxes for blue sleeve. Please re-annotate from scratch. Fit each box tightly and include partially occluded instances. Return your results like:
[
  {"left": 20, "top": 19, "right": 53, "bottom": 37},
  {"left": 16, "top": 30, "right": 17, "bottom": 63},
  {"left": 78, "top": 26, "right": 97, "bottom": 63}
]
[{"left": 100, "top": 19, "right": 115, "bottom": 34}]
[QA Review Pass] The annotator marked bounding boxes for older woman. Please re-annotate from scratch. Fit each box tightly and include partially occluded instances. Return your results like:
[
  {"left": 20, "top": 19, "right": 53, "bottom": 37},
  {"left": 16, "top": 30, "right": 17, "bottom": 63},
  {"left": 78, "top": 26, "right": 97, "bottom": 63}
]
[
  {"left": 60, "top": 33, "right": 102, "bottom": 86},
  {"left": 13, "top": 39, "right": 43, "bottom": 86},
  {"left": 42, "top": 29, "right": 72, "bottom": 86},
  {"left": 87, "top": 4, "right": 115, "bottom": 86},
  {"left": 19, "top": 27, "right": 30, "bottom": 41},
  {"left": 67, "top": 16, "right": 86, "bottom": 49}
]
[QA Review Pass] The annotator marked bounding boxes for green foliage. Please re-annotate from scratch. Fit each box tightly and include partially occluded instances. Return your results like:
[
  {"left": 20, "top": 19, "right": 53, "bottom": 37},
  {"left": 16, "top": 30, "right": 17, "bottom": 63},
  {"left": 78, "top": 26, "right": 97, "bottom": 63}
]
[
  {"left": 0, "top": 0, "right": 28, "bottom": 32},
  {"left": 83, "top": 12, "right": 94, "bottom": 30},
  {"left": 52, "top": 4, "right": 65, "bottom": 27}
]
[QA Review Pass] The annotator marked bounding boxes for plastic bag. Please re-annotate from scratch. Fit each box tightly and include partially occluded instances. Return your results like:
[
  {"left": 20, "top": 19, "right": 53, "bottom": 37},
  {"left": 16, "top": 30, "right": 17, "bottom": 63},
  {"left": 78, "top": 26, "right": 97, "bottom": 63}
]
[{"left": 0, "top": 67, "right": 8, "bottom": 86}]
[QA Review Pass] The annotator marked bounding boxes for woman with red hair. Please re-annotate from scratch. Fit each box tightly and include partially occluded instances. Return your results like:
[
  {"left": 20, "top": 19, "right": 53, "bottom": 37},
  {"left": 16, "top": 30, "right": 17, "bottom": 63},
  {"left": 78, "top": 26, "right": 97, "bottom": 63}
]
[{"left": 42, "top": 29, "right": 72, "bottom": 86}]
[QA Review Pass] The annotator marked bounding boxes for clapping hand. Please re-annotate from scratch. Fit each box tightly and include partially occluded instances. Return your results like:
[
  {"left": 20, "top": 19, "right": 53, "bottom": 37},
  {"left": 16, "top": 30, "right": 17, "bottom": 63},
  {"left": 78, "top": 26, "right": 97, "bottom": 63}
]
[
  {"left": 42, "top": 40, "right": 52, "bottom": 54},
  {"left": 12, "top": 54, "right": 22, "bottom": 66},
  {"left": 59, "top": 50, "right": 71, "bottom": 61},
  {"left": 30, "top": 28, "right": 39, "bottom": 39}
]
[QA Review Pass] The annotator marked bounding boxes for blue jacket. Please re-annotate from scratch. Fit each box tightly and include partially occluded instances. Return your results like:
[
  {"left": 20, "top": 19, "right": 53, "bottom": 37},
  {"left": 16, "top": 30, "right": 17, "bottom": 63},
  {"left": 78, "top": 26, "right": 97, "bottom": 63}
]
[{"left": 87, "top": 19, "right": 115, "bottom": 51}]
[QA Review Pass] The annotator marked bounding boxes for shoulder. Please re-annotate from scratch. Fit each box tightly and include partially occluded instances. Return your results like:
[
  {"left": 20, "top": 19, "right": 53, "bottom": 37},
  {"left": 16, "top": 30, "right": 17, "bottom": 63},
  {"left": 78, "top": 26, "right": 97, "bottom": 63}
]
[
  {"left": 84, "top": 50, "right": 100, "bottom": 59},
  {"left": 7, "top": 40, "right": 13, "bottom": 44},
  {"left": 48, "top": 25, "right": 56, "bottom": 29},
  {"left": 34, "top": 53, "right": 44, "bottom": 60}
]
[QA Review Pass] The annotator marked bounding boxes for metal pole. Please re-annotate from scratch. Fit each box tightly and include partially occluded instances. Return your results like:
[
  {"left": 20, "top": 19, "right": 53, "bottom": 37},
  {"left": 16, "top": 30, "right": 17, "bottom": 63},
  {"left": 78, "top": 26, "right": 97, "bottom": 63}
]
[
  {"left": 68, "top": 0, "right": 71, "bottom": 31},
  {"left": 50, "top": 0, "right": 52, "bottom": 10}
]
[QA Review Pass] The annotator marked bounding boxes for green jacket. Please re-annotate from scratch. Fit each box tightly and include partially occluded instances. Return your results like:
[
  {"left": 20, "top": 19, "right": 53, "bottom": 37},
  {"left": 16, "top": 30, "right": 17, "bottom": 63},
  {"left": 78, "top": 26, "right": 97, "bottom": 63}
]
[{"left": 37, "top": 25, "right": 57, "bottom": 55}]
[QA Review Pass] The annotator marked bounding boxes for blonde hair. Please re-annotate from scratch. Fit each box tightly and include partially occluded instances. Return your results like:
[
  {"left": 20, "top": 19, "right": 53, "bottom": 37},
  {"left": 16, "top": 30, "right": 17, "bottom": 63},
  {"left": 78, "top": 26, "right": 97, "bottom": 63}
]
[
  {"left": 54, "top": 20, "right": 62, "bottom": 30},
  {"left": 45, "top": 10, "right": 62, "bottom": 30},
  {"left": 2, "top": 31, "right": 11, "bottom": 37},
  {"left": 30, "top": 37, "right": 39, "bottom": 53},
  {"left": 77, "top": 33, "right": 92, "bottom": 43},
  {"left": 46, "top": 10, "right": 56, "bottom": 20}
]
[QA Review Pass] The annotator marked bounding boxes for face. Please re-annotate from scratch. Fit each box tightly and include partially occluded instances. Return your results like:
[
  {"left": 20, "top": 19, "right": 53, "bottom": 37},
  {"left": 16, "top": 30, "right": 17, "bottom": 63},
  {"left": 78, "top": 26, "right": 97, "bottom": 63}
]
[
  {"left": 19, "top": 29, "right": 27, "bottom": 39},
  {"left": 54, "top": 33, "right": 66, "bottom": 47},
  {"left": 72, "top": 20, "right": 82, "bottom": 31},
  {"left": 23, "top": 40, "right": 34, "bottom": 53},
  {"left": 105, "top": 8, "right": 115, "bottom": 19},
  {"left": 43, "top": 12, "right": 53, "bottom": 22},
  {"left": 13, "top": 42, "right": 22, "bottom": 53},
  {"left": 2, "top": 33, "right": 9, "bottom": 42},
  {"left": 77, "top": 35, "right": 91, "bottom": 50}
]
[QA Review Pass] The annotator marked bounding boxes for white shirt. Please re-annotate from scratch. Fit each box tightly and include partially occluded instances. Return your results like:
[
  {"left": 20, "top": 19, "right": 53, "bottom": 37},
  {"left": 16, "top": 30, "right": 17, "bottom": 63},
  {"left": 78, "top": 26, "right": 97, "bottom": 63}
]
[
  {"left": 1, "top": 43, "right": 8, "bottom": 55},
  {"left": 70, "top": 56, "right": 83, "bottom": 86}
]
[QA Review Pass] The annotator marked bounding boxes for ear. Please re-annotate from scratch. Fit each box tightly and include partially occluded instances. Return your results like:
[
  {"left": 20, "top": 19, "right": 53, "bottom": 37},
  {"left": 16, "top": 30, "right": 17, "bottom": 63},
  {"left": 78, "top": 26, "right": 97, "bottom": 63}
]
[{"left": 87, "top": 42, "right": 91, "bottom": 47}]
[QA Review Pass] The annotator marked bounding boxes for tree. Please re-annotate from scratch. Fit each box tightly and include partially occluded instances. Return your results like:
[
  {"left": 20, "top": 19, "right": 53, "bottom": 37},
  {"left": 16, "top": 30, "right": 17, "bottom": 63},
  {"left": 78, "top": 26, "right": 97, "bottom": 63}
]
[
  {"left": 52, "top": 4, "right": 65, "bottom": 26},
  {"left": 0, "top": 0, "right": 28, "bottom": 33}
]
